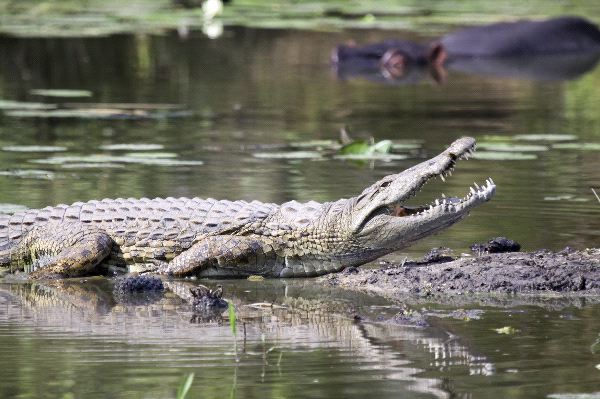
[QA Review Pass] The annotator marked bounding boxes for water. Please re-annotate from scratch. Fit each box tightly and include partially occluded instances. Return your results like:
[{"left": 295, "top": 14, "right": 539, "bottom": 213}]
[{"left": 0, "top": 26, "right": 599, "bottom": 398}]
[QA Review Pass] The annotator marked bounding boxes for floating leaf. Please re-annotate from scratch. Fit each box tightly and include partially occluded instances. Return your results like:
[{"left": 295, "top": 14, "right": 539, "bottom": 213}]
[
  {"left": 494, "top": 326, "right": 519, "bottom": 334},
  {"left": 478, "top": 143, "right": 548, "bottom": 152},
  {"left": 30, "top": 89, "right": 93, "bottom": 98},
  {"left": 548, "top": 393, "right": 600, "bottom": 399},
  {"left": 0, "top": 100, "right": 56, "bottom": 110},
  {"left": 0, "top": 203, "right": 28, "bottom": 214},
  {"left": 2, "top": 145, "right": 67, "bottom": 152},
  {"left": 124, "top": 152, "right": 178, "bottom": 159},
  {"left": 288, "top": 140, "right": 338, "bottom": 149},
  {"left": 60, "top": 163, "right": 125, "bottom": 169},
  {"left": 0, "top": 169, "right": 55, "bottom": 180},
  {"left": 30, "top": 154, "right": 203, "bottom": 166},
  {"left": 339, "top": 140, "right": 371, "bottom": 155},
  {"left": 252, "top": 151, "right": 323, "bottom": 159},
  {"left": 471, "top": 151, "right": 537, "bottom": 161},
  {"left": 370, "top": 139, "right": 393, "bottom": 153},
  {"left": 99, "top": 143, "right": 165, "bottom": 151},
  {"left": 513, "top": 134, "right": 577, "bottom": 141},
  {"left": 552, "top": 143, "right": 600, "bottom": 151},
  {"left": 5, "top": 108, "right": 191, "bottom": 120},
  {"left": 340, "top": 139, "right": 394, "bottom": 156},
  {"left": 390, "top": 142, "right": 423, "bottom": 150},
  {"left": 544, "top": 195, "right": 574, "bottom": 201},
  {"left": 334, "top": 153, "right": 408, "bottom": 161}
]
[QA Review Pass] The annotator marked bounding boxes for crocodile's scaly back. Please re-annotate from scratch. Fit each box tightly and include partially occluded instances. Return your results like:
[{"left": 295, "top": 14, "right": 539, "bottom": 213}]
[{"left": 1, "top": 137, "right": 495, "bottom": 279}]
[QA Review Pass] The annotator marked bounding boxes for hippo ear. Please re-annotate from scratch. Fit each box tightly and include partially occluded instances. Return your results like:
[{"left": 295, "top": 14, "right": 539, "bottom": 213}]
[
  {"left": 428, "top": 42, "right": 448, "bottom": 84},
  {"left": 428, "top": 42, "right": 447, "bottom": 67}
]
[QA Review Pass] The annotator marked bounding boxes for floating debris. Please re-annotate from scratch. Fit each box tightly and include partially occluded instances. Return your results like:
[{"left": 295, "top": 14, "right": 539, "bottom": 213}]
[
  {"left": 30, "top": 89, "right": 93, "bottom": 98},
  {"left": 1, "top": 145, "right": 67, "bottom": 152}
]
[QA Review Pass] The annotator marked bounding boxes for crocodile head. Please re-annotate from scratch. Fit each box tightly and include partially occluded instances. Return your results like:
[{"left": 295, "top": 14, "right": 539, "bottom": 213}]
[{"left": 345, "top": 137, "right": 495, "bottom": 258}]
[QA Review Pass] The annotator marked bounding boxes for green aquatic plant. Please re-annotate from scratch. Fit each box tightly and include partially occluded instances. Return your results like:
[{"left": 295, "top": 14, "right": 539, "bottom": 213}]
[
  {"left": 592, "top": 189, "right": 600, "bottom": 204},
  {"left": 176, "top": 373, "right": 194, "bottom": 399}
]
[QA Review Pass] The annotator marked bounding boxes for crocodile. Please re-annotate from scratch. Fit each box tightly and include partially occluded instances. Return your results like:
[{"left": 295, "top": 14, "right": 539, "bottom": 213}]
[{"left": 0, "top": 137, "right": 495, "bottom": 279}]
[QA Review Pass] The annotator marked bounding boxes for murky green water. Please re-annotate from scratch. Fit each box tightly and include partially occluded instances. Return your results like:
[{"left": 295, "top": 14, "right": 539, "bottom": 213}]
[{"left": 0, "top": 26, "right": 599, "bottom": 398}]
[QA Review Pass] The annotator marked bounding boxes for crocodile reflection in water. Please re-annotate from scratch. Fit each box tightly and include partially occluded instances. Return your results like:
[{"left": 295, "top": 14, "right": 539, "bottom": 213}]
[{"left": 0, "top": 278, "right": 498, "bottom": 398}]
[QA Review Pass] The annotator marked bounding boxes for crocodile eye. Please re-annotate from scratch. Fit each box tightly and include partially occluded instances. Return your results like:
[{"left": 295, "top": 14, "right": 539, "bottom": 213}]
[{"left": 380, "top": 181, "right": 391, "bottom": 188}]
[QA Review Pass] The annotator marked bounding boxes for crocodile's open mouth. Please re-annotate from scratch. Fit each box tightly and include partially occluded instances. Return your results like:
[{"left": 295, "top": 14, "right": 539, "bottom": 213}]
[
  {"left": 385, "top": 142, "right": 496, "bottom": 218},
  {"left": 388, "top": 178, "right": 496, "bottom": 218}
]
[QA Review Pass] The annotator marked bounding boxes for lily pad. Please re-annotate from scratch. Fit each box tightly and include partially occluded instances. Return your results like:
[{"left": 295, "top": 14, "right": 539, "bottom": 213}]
[
  {"left": 30, "top": 155, "right": 203, "bottom": 167},
  {"left": 0, "top": 169, "right": 56, "bottom": 180},
  {"left": 124, "top": 152, "right": 178, "bottom": 159},
  {"left": 252, "top": 151, "right": 323, "bottom": 159},
  {"left": 552, "top": 143, "right": 600, "bottom": 151},
  {"left": 5, "top": 108, "right": 191, "bottom": 120},
  {"left": 60, "top": 163, "right": 125, "bottom": 169},
  {"left": 471, "top": 151, "right": 537, "bottom": 161},
  {"left": 288, "top": 140, "right": 338, "bottom": 149},
  {"left": 0, "top": 100, "right": 56, "bottom": 110},
  {"left": 334, "top": 153, "right": 408, "bottom": 161},
  {"left": 513, "top": 134, "right": 577, "bottom": 141},
  {"left": 30, "top": 89, "right": 93, "bottom": 98},
  {"left": 99, "top": 143, "right": 165, "bottom": 151},
  {"left": 478, "top": 143, "right": 548, "bottom": 152},
  {"left": 2, "top": 145, "right": 67, "bottom": 152},
  {"left": 390, "top": 142, "right": 423, "bottom": 151},
  {"left": 0, "top": 203, "right": 28, "bottom": 215}
]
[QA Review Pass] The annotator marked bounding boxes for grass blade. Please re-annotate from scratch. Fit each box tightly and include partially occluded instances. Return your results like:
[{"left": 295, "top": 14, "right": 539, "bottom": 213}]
[{"left": 176, "top": 373, "right": 194, "bottom": 399}]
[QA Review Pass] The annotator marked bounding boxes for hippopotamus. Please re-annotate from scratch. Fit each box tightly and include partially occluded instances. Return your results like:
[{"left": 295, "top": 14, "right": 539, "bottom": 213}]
[{"left": 332, "top": 16, "right": 600, "bottom": 82}]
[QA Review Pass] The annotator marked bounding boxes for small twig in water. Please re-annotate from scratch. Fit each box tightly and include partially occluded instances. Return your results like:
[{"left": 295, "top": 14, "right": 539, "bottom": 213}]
[{"left": 592, "top": 188, "right": 600, "bottom": 203}]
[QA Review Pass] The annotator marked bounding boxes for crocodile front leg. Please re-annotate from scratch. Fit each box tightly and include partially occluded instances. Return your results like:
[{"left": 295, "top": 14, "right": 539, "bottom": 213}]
[
  {"left": 159, "top": 235, "right": 278, "bottom": 277},
  {"left": 14, "top": 223, "right": 114, "bottom": 279}
]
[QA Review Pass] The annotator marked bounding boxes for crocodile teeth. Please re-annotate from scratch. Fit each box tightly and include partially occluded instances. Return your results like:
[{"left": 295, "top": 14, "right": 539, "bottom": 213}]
[{"left": 440, "top": 175, "right": 446, "bottom": 182}]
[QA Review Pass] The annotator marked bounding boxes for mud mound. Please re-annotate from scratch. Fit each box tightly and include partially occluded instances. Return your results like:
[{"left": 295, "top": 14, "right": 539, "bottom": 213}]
[{"left": 323, "top": 249, "right": 600, "bottom": 296}]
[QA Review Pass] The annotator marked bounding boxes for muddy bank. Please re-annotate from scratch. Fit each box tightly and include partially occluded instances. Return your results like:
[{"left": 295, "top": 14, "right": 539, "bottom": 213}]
[{"left": 322, "top": 248, "right": 600, "bottom": 298}]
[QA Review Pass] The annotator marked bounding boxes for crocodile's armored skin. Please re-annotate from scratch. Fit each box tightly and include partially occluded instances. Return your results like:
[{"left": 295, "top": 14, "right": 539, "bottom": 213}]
[{"left": 0, "top": 137, "right": 495, "bottom": 279}]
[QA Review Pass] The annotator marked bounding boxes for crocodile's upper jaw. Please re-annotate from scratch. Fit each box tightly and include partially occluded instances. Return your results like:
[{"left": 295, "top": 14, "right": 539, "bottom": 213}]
[{"left": 346, "top": 137, "right": 496, "bottom": 254}]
